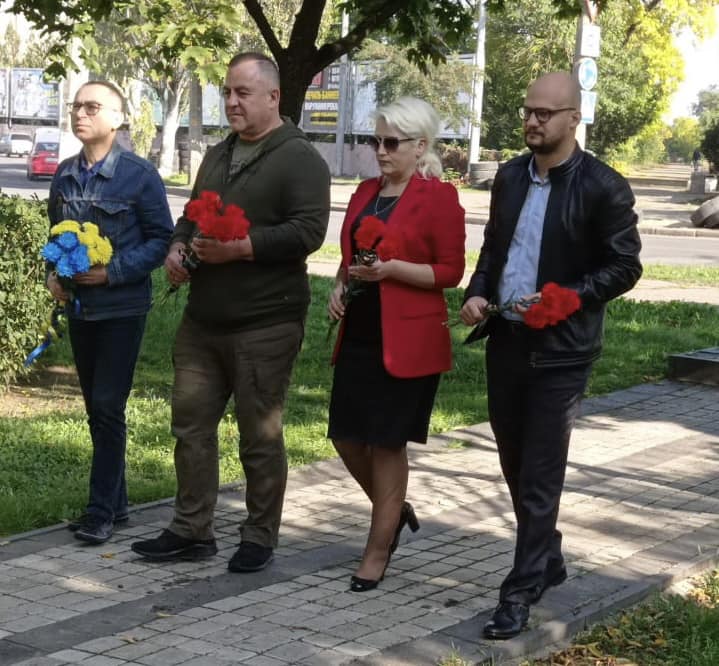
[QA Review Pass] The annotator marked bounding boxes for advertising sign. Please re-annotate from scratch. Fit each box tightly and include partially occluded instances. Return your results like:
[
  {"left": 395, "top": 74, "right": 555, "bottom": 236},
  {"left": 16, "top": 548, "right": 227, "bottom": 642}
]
[
  {"left": 0, "top": 69, "right": 8, "bottom": 117},
  {"left": 11, "top": 68, "right": 60, "bottom": 121},
  {"left": 301, "top": 64, "right": 341, "bottom": 133}
]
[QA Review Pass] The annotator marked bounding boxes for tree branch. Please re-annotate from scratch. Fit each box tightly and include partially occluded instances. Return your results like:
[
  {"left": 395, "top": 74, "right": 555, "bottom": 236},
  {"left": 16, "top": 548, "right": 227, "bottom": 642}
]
[
  {"left": 313, "top": 0, "right": 408, "bottom": 72},
  {"left": 287, "top": 0, "right": 327, "bottom": 55},
  {"left": 242, "top": 0, "right": 284, "bottom": 58}
]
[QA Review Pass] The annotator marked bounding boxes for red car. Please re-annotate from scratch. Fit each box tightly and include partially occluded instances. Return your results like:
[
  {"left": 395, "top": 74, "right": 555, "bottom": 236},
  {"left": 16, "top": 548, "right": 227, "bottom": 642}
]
[{"left": 27, "top": 141, "right": 60, "bottom": 180}]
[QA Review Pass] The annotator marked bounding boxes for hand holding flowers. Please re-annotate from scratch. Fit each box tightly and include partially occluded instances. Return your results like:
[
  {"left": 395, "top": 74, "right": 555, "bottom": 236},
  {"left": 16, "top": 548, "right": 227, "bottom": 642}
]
[
  {"left": 327, "top": 215, "right": 402, "bottom": 340},
  {"left": 458, "top": 282, "right": 581, "bottom": 333},
  {"left": 27, "top": 220, "right": 114, "bottom": 366},
  {"left": 164, "top": 190, "right": 251, "bottom": 297}
]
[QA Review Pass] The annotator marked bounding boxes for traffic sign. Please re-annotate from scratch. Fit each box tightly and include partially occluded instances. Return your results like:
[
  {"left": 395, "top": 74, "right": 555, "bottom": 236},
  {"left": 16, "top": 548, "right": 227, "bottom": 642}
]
[
  {"left": 580, "top": 90, "right": 597, "bottom": 124},
  {"left": 577, "top": 57, "right": 598, "bottom": 91},
  {"left": 579, "top": 24, "right": 601, "bottom": 58}
]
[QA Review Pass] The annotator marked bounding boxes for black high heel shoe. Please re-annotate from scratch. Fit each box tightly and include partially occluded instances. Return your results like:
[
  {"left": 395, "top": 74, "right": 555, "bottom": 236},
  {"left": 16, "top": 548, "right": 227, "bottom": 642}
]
[
  {"left": 351, "top": 503, "right": 421, "bottom": 592},
  {"left": 389, "top": 501, "right": 420, "bottom": 554},
  {"left": 350, "top": 551, "right": 391, "bottom": 592}
]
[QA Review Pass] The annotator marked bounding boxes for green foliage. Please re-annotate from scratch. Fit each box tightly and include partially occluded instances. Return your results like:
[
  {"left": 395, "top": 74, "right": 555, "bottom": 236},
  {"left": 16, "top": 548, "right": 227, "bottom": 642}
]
[
  {"left": 695, "top": 85, "right": 719, "bottom": 129},
  {"left": 605, "top": 121, "right": 671, "bottom": 167},
  {"left": 357, "top": 40, "right": 475, "bottom": 133},
  {"left": 483, "top": 0, "right": 715, "bottom": 156},
  {"left": 665, "top": 117, "right": 702, "bottom": 162},
  {"left": 700, "top": 120, "right": 719, "bottom": 173},
  {"left": 0, "top": 196, "right": 53, "bottom": 387},
  {"left": 129, "top": 99, "right": 157, "bottom": 159}
]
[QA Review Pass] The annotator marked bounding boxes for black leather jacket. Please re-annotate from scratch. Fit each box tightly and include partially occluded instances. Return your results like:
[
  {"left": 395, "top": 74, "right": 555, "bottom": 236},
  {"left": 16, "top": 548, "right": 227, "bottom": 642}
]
[{"left": 464, "top": 145, "right": 642, "bottom": 367}]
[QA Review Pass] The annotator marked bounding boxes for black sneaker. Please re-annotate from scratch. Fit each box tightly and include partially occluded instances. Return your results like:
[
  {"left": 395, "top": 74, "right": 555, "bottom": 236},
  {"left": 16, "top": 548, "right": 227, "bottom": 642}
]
[
  {"left": 74, "top": 516, "right": 114, "bottom": 545},
  {"left": 67, "top": 512, "right": 129, "bottom": 532},
  {"left": 228, "top": 542, "right": 274, "bottom": 573},
  {"left": 131, "top": 529, "right": 217, "bottom": 561}
]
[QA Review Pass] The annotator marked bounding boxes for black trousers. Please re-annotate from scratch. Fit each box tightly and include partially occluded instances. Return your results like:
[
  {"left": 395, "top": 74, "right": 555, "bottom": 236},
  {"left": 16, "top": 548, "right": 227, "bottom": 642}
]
[{"left": 486, "top": 320, "right": 592, "bottom": 605}]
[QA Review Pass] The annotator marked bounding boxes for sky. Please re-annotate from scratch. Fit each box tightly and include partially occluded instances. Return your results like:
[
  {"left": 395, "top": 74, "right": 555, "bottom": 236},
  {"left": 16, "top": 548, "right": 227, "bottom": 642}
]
[{"left": 666, "top": 5, "right": 719, "bottom": 120}]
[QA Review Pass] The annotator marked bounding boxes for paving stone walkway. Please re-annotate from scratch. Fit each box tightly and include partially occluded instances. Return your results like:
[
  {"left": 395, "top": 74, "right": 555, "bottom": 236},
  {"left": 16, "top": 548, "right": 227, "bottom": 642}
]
[{"left": 2, "top": 380, "right": 719, "bottom": 665}]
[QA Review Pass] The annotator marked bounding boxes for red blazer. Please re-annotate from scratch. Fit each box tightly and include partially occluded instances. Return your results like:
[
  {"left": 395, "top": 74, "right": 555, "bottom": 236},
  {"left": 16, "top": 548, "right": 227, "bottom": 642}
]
[{"left": 332, "top": 174, "right": 466, "bottom": 378}]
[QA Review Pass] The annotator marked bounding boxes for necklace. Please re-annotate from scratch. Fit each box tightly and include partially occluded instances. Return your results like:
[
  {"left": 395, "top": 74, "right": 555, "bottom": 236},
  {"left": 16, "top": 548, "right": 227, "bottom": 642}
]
[{"left": 374, "top": 194, "right": 400, "bottom": 216}]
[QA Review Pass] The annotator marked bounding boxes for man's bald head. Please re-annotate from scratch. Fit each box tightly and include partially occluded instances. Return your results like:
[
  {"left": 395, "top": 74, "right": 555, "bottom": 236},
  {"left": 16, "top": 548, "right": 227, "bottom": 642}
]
[{"left": 526, "top": 72, "right": 581, "bottom": 111}]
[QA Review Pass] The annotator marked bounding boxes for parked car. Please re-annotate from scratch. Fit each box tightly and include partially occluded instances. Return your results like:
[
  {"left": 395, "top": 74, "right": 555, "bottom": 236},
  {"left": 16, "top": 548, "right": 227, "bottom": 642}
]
[
  {"left": 27, "top": 141, "right": 60, "bottom": 180},
  {"left": 0, "top": 132, "right": 33, "bottom": 157}
]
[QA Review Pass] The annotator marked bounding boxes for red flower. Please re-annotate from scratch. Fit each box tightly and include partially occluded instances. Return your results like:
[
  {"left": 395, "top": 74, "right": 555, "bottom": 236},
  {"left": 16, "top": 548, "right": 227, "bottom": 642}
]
[
  {"left": 523, "top": 282, "right": 581, "bottom": 329},
  {"left": 376, "top": 228, "right": 402, "bottom": 261},
  {"left": 186, "top": 191, "right": 251, "bottom": 242},
  {"left": 354, "top": 215, "right": 386, "bottom": 251}
]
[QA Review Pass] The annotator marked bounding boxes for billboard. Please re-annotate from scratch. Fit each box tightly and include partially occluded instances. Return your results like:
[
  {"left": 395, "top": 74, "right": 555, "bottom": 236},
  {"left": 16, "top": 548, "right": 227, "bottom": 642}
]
[
  {"left": 300, "top": 58, "right": 473, "bottom": 139},
  {"left": 0, "top": 69, "right": 8, "bottom": 118},
  {"left": 10, "top": 68, "right": 60, "bottom": 121},
  {"left": 301, "top": 64, "right": 341, "bottom": 133}
]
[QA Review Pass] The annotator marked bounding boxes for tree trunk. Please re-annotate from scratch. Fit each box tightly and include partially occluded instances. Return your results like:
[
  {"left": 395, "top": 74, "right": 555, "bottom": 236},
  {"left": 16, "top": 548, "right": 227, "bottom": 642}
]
[
  {"left": 157, "top": 86, "right": 182, "bottom": 177},
  {"left": 278, "top": 57, "right": 316, "bottom": 125}
]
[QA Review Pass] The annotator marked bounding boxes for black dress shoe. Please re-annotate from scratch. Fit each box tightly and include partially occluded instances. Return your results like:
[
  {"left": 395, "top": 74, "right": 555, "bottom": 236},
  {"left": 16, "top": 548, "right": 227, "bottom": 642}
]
[
  {"left": 67, "top": 512, "right": 129, "bottom": 532},
  {"left": 228, "top": 542, "right": 274, "bottom": 573},
  {"left": 483, "top": 601, "right": 529, "bottom": 640},
  {"left": 131, "top": 529, "right": 217, "bottom": 560},
  {"left": 389, "top": 501, "right": 420, "bottom": 554},
  {"left": 74, "top": 516, "right": 114, "bottom": 545}
]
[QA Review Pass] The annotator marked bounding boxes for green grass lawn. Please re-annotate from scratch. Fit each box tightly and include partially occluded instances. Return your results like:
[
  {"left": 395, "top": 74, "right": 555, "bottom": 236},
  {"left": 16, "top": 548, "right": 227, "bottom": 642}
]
[{"left": 1, "top": 270, "right": 718, "bottom": 536}]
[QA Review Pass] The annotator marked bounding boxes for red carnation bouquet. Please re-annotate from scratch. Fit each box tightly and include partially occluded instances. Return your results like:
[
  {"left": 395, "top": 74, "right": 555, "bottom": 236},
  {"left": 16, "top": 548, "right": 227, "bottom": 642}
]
[
  {"left": 457, "top": 282, "right": 581, "bottom": 337},
  {"left": 165, "top": 190, "right": 251, "bottom": 298},
  {"left": 522, "top": 282, "right": 581, "bottom": 329},
  {"left": 327, "top": 215, "right": 402, "bottom": 340},
  {"left": 179, "top": 190, "right": 251, "bottom": 272}
]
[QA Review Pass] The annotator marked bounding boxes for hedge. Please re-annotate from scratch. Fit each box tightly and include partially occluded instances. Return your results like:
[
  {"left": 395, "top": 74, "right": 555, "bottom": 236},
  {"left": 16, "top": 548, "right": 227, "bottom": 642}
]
[{"left": 0, "top": 195, "right": 53, "bottom": 386}]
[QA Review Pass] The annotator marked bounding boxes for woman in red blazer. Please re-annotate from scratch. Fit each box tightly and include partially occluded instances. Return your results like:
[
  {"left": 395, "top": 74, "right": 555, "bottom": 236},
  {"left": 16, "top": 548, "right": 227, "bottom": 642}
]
[{"left": 327, "top": 97, "right": 465, "bottom": 591}]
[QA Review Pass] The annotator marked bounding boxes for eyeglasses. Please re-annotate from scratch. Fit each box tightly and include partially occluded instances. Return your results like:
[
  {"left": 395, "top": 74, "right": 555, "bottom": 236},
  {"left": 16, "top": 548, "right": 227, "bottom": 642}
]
[
  {"left": 367, "top": 136, "right": 415, "bottom": 152},
  {"left": 517, "top": 106, "right": 576, "bottom": 123},
  {"left": 67, "top": 102, "right": 116, "bottom": 116}
]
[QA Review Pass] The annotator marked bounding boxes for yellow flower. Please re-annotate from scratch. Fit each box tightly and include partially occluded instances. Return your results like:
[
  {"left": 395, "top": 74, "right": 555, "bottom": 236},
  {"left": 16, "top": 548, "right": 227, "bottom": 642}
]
[
  {"left": 87, "top": 236, "right": 113, "bottom": 265},
  {"left": 50, "top": 220, "right": 81, "bottom": 235},
  {"left": 81, "top": 222, "right": 100, "bottom": 235}
]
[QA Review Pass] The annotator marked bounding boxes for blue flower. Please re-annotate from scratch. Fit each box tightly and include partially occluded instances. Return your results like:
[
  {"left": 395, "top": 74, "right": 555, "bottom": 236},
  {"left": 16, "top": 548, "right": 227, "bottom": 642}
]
[
  {"left": 41, "top": 241, "right": 63, "bottom": 263},
  {"left": 69, "top": 244, "right": 91, "bottom": 274},
  {"left": 56, "top": 232, "right": 80, "bottom": 251}
]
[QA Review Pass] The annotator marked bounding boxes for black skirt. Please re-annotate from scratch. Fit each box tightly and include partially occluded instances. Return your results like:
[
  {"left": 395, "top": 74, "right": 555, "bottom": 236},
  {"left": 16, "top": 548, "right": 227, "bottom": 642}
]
[{"left": 328, "top": 337, "right": 440, "bottom": 449}]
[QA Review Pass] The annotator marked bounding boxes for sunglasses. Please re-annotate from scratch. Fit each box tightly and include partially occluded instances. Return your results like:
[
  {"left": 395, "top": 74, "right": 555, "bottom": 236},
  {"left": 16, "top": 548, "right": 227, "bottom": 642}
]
[
  {"left": 367, "top": 136, "right": 415, "bottom": 153},
  {"left": 67, "top": 102, "right": 119, "bottom": 116}
]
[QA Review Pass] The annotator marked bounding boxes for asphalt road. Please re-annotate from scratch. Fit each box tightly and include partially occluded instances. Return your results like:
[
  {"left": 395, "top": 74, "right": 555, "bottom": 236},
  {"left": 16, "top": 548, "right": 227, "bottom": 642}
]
[{"left": 2, "top": 155, "right": 718, "bottom": 266}]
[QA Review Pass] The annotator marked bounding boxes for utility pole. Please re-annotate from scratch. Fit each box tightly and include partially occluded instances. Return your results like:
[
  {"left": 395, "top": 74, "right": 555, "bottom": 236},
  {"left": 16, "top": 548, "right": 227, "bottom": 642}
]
[
  {"left": 188, "top": 74, "right": 203, "bottom": 186},
  {"left": 334, "top": 11, "right": 350, "bottom": 177},
  {"left": 573, "top": 0, "right": 600, "bottom": 149},
  {"left": 467, "top": 0, "right": 486, "bottom": 168}
]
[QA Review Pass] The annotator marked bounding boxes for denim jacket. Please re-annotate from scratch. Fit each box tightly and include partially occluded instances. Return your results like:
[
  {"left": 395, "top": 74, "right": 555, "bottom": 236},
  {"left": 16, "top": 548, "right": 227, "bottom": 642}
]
[{"left": 48, "top": 142, "right": 174, "bottom": 320}]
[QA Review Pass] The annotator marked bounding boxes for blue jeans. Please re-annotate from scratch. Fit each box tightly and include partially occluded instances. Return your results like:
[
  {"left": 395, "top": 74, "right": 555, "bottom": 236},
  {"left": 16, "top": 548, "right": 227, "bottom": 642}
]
[{"left": 69, "top": 315, "right": 147, "bottom": 522}]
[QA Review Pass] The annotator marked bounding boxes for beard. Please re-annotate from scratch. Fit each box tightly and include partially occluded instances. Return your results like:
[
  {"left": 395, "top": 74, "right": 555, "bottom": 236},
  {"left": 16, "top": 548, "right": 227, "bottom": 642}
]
[{"left": 524, "top": 131, "right": 562, "bottom": 155}]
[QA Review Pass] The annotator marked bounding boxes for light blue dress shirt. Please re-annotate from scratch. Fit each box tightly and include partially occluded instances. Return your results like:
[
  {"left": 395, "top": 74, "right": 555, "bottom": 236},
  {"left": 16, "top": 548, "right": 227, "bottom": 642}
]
[{"left": 497, "top": 158, "right": 551, "bottom": 321}]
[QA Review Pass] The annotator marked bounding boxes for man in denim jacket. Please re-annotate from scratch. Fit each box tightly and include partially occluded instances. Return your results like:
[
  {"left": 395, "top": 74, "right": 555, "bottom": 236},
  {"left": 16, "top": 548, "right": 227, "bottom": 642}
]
[{"left": 47, "top": 81, "right": 173, "bottom": 544}]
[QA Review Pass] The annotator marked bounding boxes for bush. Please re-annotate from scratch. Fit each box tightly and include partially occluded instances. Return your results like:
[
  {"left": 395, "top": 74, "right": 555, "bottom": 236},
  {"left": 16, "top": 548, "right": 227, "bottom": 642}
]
[
  {"left": 437, "top": 141, "right": 468, "bottom": 175},
  {"left": 0, "top": 195, "right": 53, "bottom": 386}
]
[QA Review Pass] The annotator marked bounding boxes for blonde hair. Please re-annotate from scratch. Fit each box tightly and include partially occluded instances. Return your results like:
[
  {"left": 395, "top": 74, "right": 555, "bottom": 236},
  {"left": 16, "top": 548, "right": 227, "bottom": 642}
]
[{"left": 374, "top": 97, "right": 443, "bottom": 178}]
